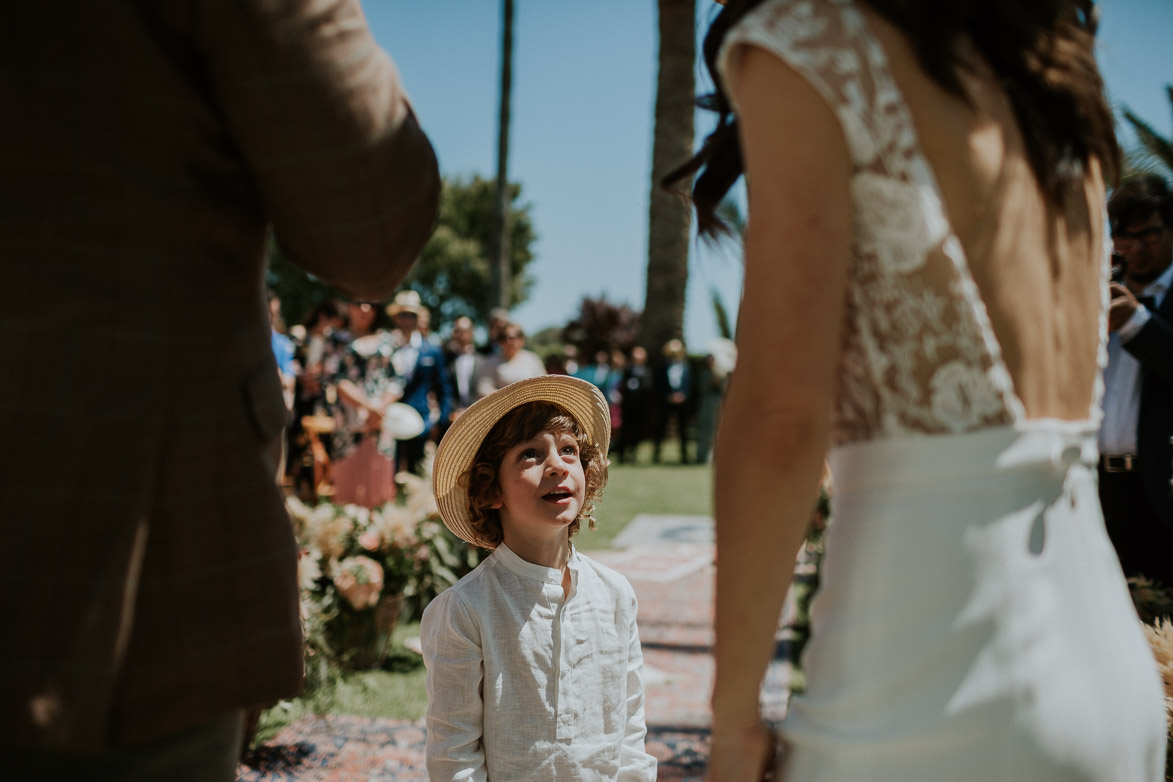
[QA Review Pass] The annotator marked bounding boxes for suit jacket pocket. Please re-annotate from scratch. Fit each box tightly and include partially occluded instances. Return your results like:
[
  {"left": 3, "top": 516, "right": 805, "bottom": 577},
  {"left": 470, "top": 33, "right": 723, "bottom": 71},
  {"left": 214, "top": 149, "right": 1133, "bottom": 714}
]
[{"left": 241, "top": 360, "right": 290, "bottom": 442}]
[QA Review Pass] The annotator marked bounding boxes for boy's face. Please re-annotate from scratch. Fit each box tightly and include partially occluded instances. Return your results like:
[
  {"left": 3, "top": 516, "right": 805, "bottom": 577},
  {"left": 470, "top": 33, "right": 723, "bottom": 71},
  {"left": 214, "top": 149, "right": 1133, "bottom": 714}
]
[{"left": 493, "top": 429, "right": 587, "bottom": 543}]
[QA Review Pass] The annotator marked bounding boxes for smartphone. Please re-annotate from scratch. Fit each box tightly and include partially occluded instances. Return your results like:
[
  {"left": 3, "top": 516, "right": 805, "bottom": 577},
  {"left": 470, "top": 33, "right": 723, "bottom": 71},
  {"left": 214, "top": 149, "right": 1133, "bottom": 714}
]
[{"left": 1110, "top": 253, "right": 1128, "bottom": 284}]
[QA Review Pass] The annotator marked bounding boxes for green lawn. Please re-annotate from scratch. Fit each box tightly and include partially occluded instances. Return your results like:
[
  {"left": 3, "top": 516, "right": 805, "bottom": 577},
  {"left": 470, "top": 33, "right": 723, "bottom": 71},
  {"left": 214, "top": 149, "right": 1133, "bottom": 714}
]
[
  {"left": 580, "top": 456, "right": 713, "bottom": 549},
  {"left": 254, "top": 619, "right": 428, "bottom": 743},
  {"left": 253, "top": 455, "right": 714, "bottom": 744}
]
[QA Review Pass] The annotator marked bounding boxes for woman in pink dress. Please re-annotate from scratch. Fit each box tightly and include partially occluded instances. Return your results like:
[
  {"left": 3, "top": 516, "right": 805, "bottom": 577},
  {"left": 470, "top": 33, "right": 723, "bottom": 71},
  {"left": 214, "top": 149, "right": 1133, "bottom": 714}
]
[{"left": 330, "top": 301, "right": 401, "bottom": 508}]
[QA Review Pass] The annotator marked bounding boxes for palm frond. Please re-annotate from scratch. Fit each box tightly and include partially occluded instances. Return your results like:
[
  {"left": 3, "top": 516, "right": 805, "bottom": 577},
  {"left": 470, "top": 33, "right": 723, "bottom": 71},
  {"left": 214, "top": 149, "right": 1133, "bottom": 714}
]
[{"left": 1123, "top": 106, "right": 1173, "bottom": 174}]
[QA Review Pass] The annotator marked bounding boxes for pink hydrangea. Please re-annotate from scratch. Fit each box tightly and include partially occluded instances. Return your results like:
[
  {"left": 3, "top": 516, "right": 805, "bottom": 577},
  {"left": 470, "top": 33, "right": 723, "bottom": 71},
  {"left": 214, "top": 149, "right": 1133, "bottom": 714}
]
[
  {"left": 357, "top": 529, "right": 383, "bottom": 552},
  {"left": 333, "top": 555, "right": 384, "bottom": 610}
]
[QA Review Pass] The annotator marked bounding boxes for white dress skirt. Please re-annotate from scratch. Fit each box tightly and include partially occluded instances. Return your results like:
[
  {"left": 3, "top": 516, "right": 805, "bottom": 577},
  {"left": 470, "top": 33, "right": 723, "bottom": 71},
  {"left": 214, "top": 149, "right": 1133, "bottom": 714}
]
[{"left": 780, "top": 421, "right": 1167, "bottom": 780}]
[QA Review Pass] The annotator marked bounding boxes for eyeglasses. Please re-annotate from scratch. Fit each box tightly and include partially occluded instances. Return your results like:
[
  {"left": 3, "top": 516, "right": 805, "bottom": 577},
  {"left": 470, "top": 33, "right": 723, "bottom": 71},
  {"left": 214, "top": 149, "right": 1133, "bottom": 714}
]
[{"left": 1113, "top": 225, "right": 1166, "bottom": 247}]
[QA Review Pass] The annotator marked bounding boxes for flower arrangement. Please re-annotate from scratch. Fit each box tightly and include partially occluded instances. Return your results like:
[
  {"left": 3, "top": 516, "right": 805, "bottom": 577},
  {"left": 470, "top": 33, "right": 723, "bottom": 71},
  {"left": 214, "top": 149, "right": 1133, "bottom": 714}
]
[
  {"left": 1132, "top": 577, "right": 1173, "bottom": 780},
  {"left": 286, "top": 470, "right": 486, "bottom": 670}
]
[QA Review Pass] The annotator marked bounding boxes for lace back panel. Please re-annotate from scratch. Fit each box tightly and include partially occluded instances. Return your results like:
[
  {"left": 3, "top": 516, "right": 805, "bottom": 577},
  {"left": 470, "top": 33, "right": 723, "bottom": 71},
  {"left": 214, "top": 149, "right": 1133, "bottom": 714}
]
[{"left": 719, "top": 0, "right": 1044, "bottom": 445}]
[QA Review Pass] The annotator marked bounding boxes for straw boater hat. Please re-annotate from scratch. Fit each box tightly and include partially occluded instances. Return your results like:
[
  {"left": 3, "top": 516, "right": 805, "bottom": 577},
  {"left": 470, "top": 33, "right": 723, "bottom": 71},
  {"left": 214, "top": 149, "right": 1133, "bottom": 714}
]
[
  {"left": 385, "top": 290, "right": 427, "bottom": 318},
  {"left": 432, "top": 375, "right": 611, "bottom": 547}
]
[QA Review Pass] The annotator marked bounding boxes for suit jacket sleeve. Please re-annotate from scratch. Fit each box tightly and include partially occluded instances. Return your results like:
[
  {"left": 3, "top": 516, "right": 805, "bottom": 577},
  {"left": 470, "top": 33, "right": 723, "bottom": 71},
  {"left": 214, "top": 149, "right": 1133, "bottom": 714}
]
[
  {"left": 1124, "top": 311, "right": 1173, "bottom": 390},
  {"left": 196, "top": 0, "right": 440, "bottom": 299}
]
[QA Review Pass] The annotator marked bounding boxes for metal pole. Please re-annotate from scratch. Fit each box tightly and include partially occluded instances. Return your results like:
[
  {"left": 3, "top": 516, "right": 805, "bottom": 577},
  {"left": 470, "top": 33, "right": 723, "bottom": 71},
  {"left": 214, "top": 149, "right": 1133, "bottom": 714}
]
[{"left": 491, "top": 0, "right": 514, "bottom": 311}]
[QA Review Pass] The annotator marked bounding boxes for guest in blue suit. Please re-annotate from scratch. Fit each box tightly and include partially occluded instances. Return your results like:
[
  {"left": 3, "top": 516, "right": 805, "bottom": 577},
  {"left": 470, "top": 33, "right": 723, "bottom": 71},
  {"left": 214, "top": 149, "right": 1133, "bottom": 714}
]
[{"left": 387, "top": 291, "right": 451, "bottom": 474}]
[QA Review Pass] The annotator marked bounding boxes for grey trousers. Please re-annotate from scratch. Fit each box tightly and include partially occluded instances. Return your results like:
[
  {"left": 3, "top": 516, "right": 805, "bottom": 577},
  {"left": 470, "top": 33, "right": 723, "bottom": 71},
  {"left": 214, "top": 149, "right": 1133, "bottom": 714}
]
[{"left": 11, "top": 710, "right": 245, "bottom": 782}]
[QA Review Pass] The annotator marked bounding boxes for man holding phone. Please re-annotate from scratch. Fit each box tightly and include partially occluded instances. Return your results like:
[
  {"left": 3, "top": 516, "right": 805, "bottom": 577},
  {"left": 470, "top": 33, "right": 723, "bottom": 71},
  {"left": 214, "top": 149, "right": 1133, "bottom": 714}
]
[{"left": 1100, "top": 174, "right": 1173, "bottom": 587}]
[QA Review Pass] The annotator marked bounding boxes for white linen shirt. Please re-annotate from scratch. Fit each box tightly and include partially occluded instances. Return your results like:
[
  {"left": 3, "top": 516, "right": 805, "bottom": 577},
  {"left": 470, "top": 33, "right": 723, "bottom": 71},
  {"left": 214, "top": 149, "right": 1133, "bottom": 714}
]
[{"left": 420, "top": 543, "right": 657, "bottom": 781}]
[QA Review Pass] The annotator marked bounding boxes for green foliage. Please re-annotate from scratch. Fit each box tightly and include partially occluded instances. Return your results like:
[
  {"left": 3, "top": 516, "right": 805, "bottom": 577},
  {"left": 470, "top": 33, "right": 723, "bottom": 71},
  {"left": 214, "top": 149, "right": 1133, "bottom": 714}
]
[
  {"left": 266, "top": 239, "right": 339, "bottom": 330},
  {"left": 779, "top": 485, "right": 831, "bottom": 695},
  {"left": 401, "top": 176, "right": 537, "bottom": 332},
  {"left": 265, "top": 176, "right": 537, "bottom": 331},
  {"left": 252, "top": 621, "right": 428, "bottom": 747},
  {"left": 580, "top": 459, "right": 712, "bottom": 550},
  {"left": 1122, "top": 86, "right": 1173, "bottom": 180},
  {"left": 405, "top": 518, "right": 488, "bottom": 621},
  {"left": 527, "top": 325, "right": 568, "bottom": 361}
]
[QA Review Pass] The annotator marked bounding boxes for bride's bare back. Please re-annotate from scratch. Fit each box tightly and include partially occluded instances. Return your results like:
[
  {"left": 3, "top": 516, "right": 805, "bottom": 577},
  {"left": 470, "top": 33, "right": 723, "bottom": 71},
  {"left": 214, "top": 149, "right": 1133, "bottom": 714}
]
[{"left": 863, "top": 7, "right": 1105, "bottom": 422}]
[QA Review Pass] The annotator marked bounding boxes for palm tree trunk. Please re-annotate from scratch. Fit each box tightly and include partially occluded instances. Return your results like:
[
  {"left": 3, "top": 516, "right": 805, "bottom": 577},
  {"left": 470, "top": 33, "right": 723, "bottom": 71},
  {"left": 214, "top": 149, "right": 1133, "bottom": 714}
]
[{"left": 642, "top": 0, "right": 696, "bottom": 354}]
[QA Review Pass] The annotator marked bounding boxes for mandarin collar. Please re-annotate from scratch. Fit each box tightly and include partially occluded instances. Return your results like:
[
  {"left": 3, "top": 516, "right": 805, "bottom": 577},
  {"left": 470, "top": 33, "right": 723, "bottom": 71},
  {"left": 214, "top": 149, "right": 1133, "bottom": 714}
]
[{"left": 494, "top": 542, "right": 579, "bottom": 584}]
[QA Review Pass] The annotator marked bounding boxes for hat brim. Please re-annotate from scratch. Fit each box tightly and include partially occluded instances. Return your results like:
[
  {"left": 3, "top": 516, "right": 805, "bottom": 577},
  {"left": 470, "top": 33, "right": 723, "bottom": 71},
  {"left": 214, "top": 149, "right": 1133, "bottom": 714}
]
[
  {"left": 432, "top": 375, "right": 610, "bottom": 547},
  {"left": 382, "top": 402, "right": 427, "bottom": 440},
  {"left": 386, "top": 305, "right": 424, "bottom": 317}
]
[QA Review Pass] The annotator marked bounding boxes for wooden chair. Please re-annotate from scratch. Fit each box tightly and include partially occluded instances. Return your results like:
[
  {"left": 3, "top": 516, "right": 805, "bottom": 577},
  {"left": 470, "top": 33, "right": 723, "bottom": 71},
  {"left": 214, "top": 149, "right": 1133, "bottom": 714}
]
[{"left": 300, "top": 415, "right": 337, "bottom": 499}]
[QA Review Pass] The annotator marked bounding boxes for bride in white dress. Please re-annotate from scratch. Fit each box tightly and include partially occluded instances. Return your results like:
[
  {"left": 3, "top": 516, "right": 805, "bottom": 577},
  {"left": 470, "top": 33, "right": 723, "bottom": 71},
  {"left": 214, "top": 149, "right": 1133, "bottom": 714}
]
[{"left": 670, "top": 0, "right": 1168, "bottom": 779}]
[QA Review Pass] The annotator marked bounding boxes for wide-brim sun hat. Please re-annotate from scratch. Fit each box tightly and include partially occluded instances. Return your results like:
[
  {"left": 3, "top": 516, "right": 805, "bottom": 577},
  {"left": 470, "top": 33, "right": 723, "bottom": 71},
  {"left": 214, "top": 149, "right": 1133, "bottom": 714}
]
[
  {"left": 386, "top": 289, "right": 427, "bottom": 318},
  {"left": 432, "top": 374, "right": 610, "bottom": 547}
]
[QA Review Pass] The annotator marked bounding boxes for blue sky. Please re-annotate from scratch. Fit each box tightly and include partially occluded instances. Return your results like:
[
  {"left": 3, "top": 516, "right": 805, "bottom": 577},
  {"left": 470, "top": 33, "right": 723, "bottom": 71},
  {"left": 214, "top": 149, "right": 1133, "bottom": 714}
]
[{"left": 367, "top": 0, "right": 1173, "bottom": 349}]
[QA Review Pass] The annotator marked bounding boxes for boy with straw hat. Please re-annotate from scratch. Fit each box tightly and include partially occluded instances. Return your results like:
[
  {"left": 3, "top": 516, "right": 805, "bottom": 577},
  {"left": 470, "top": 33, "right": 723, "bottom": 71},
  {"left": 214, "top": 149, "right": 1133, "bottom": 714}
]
[{"left": 421, "top": 375, "right": 657, "bottom": 780}]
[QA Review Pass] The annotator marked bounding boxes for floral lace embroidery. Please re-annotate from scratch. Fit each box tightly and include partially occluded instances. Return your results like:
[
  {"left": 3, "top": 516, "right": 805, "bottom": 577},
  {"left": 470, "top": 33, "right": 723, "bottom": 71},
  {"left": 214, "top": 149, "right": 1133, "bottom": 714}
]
[{"left": 719, "top": 0, "right": 1033, "bottom": 444}]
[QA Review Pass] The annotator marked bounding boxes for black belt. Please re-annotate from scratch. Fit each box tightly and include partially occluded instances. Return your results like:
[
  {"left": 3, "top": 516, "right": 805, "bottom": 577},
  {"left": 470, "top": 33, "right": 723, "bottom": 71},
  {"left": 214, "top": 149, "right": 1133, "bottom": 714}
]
[{"left": 1100, "top": 453, "right": 1139, "bottom": 473}]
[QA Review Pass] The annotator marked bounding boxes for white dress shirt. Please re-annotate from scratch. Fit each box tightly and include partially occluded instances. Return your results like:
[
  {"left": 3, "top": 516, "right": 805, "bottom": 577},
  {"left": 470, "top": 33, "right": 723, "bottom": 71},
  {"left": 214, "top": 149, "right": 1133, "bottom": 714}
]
[
  {"left": 420, "top": 543, "right": 657, "bottom": 781},
  {"left": 452, "top": 350, "right": 478, "bottom": 407},
  {"left": 391, "top": 329, "right": 422, "bottom": 382},
  {"left": 1099, "top": 263, "right": 1173, "bottom": 454}
]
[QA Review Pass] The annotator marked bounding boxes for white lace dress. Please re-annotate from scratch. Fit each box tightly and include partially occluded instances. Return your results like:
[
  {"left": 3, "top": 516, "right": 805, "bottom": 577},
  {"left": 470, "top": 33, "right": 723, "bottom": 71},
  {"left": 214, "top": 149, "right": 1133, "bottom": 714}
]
[{"left": 719, "top": 1, "right": 1167, "bottom": 779}]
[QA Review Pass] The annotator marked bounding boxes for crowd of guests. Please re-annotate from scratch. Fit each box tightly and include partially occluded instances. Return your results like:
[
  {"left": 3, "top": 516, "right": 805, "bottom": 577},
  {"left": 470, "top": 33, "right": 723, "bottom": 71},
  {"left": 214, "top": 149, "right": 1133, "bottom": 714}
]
[{"left": 271, "top": 292, "right": 738, "bottom": 506}]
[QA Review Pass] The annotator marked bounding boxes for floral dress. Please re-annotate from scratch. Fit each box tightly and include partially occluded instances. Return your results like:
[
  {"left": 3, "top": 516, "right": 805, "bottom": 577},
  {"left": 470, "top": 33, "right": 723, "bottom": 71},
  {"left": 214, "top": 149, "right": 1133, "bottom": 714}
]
[{"left": 330, "top": 330, "right": 404, "bottom": 461}]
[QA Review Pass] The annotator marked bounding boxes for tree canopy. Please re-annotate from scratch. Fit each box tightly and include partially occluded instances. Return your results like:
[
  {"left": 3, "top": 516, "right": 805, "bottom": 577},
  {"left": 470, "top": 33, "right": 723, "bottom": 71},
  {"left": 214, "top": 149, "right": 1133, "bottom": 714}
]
[
  {"left": 404, "top": 175, "right": 535, "bottom": 331},
  {"left": 268, "top": 176, "right": 536, "bottom": 332},
  {"left": 562, "top": 295, "right": 643, "bottom": 358}
]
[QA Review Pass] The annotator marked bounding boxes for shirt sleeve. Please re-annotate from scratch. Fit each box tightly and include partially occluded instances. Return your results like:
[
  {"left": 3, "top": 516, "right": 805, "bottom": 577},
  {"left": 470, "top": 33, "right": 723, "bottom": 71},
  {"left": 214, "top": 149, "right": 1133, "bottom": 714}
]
[
  {"left": 1118, "top": 302, "right": 1152, "bottom": 342},
  {"left": 619, "top": 590, "right": 658, "bottom": 781},
  {"left": 420, "top": 591, "right": 489, "bottom": 782}
]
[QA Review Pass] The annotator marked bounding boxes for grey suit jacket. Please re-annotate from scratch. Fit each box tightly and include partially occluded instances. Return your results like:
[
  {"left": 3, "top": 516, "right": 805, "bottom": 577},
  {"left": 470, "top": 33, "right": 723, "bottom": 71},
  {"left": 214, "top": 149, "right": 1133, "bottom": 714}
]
[{"left": 0, "top": 0, "right": 439, "bottom": 750}]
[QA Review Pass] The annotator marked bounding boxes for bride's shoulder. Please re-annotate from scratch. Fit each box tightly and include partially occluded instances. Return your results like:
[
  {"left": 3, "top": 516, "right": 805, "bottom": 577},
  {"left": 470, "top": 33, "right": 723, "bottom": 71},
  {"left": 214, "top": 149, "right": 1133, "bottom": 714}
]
[{"left": 720, "top": 0, "right": 875, "bottom": 93}]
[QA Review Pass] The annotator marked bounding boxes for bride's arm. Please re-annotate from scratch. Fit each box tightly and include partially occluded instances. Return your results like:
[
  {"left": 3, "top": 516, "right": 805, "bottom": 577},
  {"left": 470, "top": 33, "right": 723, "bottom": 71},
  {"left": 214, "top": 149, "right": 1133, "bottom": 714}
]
[{"left": 707, "top": 47, "right": 852, "bottom": 781}]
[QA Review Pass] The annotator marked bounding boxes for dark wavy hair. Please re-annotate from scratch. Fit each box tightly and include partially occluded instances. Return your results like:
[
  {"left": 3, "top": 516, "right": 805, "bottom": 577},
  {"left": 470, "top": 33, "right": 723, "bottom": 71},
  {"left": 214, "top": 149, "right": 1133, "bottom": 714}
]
[
  {"left": 460, "top": 402, "right": 608, "bottom": 550},
  {"left": 1107, "top": 173, "right": 1173, "bottom": 234},
  {"left": 669, "top": 0, "right": 1119, "bottom": 238}
]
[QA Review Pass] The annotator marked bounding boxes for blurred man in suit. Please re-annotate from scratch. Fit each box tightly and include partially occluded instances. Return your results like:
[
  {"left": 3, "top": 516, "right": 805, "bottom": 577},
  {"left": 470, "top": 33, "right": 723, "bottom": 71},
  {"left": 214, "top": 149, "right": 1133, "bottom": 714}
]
[
  {"left": 443, "top": 316, "right": 484, "bottom": 426},
  {"left": 0, "top": 2, "right": 440, "bottom": 778},
  {"left": 387, "top": 291, "right": 451, "bottom": 475},
  {"left": 653, "top": 339, "right": 693, "bottom": 464},
  {"left": 1100, "top": 174, "right": 1173, "bottom": 587}
]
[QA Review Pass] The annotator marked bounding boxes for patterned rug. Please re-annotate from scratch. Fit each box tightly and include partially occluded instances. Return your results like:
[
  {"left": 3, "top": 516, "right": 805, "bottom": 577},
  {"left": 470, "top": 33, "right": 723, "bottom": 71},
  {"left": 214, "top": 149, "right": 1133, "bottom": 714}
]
[{"left": 238, "top": 715, "right": 710, "bottom": 781}]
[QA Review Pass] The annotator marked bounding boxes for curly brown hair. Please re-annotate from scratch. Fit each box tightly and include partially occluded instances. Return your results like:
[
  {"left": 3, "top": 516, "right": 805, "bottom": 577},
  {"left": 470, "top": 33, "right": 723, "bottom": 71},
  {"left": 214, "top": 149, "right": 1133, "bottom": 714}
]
[{"left": 460, "top": 401, "right": 608, "bottom": 550}]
